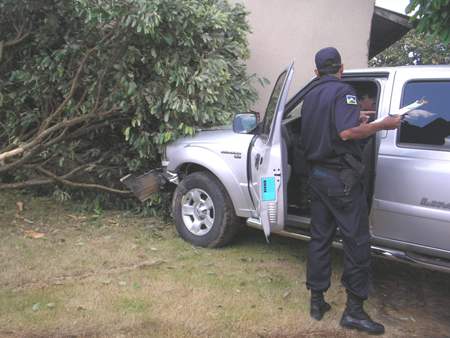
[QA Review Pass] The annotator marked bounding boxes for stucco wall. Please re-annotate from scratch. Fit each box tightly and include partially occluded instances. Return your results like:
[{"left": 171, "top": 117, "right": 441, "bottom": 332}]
[{"left": 230, "top": 0, "right": 376, "bottom": 113}]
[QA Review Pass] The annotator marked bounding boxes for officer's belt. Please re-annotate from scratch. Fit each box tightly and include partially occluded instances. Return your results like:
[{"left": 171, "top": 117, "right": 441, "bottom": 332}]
[
  {"left": 309, "top": 157, "right": 343, "bottom": 171},
  {"left": 310, "top": 154, "right": 366, "bottom": 192},
  {"left": 310, "top": 154, "right": 364, "bottom": 173}
]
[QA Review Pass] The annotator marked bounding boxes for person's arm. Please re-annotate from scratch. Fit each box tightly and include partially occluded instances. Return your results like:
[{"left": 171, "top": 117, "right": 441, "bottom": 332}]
[
  {"left": 339, "top": 116, "right": 402, "bottom": 141},
  {"left": 359, "top": 110, "right": 375, "bottom": 123},
  {"left": 334, "top": 86, "right": 402, "bottom": 141}
]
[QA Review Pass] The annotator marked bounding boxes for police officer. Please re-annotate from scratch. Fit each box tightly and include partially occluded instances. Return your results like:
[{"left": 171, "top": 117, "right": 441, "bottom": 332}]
[{"left": 300, "top": 47, "right": 401, "bottom": 335}]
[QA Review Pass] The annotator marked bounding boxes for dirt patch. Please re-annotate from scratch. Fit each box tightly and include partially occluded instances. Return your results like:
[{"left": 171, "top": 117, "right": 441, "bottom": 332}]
[
  {"left": 371, "top": 260, "right": 450, "bottom": 337},
  {"left": 0, "top": 191, "right": 449, "bottom": 338}
]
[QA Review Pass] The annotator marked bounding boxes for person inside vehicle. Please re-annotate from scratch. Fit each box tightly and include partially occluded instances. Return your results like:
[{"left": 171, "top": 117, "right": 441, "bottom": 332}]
[
  {"left": 357, "top": 87, "right": 377, "bottom": 149},
  {"left": 358, "top": 86, "right": 377, "bottom": 124}
]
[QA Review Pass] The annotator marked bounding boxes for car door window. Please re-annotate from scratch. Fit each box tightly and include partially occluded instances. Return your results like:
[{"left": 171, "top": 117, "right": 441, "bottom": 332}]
[
  {"left": 398, "top": 81, "right": 450, "bottom": 150},
  {"left": 262, "top": 71, "right": 287, "bottom": 136}
]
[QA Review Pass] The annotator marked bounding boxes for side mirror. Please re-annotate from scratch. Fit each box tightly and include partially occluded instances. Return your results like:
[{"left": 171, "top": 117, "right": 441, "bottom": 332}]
[{"left": 232, "top": 112, "right": 258, "bottom": 134}]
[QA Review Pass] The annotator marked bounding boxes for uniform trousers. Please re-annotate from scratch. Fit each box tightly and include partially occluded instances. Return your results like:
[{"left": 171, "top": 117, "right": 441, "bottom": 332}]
[{"left": 306, "top": 166, "right": 371, "bottom": 299}]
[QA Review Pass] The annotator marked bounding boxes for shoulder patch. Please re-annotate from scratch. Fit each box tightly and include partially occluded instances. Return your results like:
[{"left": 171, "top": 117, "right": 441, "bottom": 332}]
[{"left": 346, "top": 95, "right": 357, "bottom": 105}]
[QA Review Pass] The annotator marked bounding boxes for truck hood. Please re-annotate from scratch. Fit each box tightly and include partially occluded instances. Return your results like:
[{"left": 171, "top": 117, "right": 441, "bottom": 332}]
[
  {"left": 166, "top": 128, "right": 254, "bottom": 161},
  {"left": 172, "top": 128, "right": 253, "bottom": 146}
]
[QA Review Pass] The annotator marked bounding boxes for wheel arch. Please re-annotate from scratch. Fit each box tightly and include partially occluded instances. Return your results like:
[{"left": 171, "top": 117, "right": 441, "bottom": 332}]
[
  {"left": 176, "top": 161, "right": 249, "bottom": 217},
  {"left": 170, "top": 155, "right": 253, "bottom": 218},
  {"left": 178, "top": 162, "right": 215, "bottom": 177}
]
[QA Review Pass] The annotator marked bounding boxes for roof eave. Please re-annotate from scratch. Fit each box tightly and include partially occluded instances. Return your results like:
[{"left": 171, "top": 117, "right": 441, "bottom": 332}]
[{"left": 369, "top": 6, "right": 413, "bottom": 59}]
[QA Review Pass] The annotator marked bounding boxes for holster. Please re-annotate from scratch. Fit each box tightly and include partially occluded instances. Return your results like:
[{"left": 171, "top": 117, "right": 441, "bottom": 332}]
[{"left": 338, "top": 154, "right": 365, "bottom": 193}]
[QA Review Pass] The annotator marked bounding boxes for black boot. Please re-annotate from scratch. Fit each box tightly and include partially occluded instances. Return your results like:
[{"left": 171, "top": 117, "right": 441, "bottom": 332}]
[
  {"left": 310, "top": 290, "right": 331, "bottom": 321},
  {"left": 340, "top": 291, "right": 385, "bottom": 335}
]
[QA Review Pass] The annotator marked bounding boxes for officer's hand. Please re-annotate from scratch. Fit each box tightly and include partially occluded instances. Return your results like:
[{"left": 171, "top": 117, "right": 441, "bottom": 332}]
[
  {"left": 360, "top": 110, "right": 375, "bottom": 124},
  {"left": 381, "top": 115, "right": 402, "bottom": 130}
]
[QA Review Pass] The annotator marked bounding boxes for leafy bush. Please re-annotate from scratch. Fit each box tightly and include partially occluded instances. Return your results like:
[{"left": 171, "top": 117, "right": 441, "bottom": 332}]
[
  {"left": 0, "top": 0, "right": 257, "bottom": 208},
  {"left": 370, "top": 30, "right": 450, "bottom": 66},
  {"left": 407, "top": 0, "right": 450, "bottom": 43}
]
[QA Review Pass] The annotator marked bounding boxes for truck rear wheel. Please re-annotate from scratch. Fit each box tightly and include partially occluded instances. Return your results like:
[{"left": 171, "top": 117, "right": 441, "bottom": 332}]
[{"left": 172, "top": 171, "right": 241, "bottom": 248}]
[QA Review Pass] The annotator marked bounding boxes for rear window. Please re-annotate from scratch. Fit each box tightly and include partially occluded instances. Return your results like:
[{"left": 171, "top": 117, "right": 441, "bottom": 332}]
[{"left": 398, "top": 81, "right": 450, "bottom": 150}]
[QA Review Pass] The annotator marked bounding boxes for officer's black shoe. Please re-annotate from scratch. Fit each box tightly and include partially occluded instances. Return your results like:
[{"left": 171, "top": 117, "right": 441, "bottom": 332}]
[
  {"left": 310, "top": 291, "right": 331, "bottom": 321},
  {"left": 340, "top": 292, "right": 385, "bottom": 335}
]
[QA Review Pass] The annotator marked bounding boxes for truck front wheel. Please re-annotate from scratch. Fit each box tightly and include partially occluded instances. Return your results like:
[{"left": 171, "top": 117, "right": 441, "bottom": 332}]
[{"left": 172, "top": 172, "right": 241, "bottom": 248}]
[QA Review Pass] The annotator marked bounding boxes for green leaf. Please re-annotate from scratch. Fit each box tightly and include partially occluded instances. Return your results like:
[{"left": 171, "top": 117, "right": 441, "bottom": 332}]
[
  {"left": 163, "top": 34, "right": 174, "bottom": 45},
  {"left": 163, "top": 111, "right": 170, "bottom": 122},
  {"left": 124, "top": 127, "right": 131, "bottom": 141}
]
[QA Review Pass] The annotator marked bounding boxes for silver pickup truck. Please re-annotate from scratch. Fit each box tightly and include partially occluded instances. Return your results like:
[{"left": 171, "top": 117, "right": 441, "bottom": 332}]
[{"left": 124, "top": 64, "right": 450, "bottom": 273}]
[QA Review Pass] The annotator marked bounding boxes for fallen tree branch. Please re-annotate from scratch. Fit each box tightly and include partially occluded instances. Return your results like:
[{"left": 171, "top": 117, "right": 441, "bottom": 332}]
[
  {"left": 61, "top": 164, "right": 95, "bottom": 179},
  {"left": 0, "top": 143, "right": 43, "bottom": 174},
  {"left": 0, "top": 178, "right": 53, "bottom": 190},
  {"left": 0, "top": 107, "right": 119, "bottom": 167},
  {"left": 36, "top": 166, "right": 131, "bottom": 195},
  {"left": 23, "top": 161, "right": 92, "bottom": 178},
  {"left": 0, "top": 160, "right": 130, "bottom": 194},
  {"left": 0, "top": 161, "right": 94, "bottom": 190},
  {"left": 0, "top": 128, "right": 68, "bottom": 173}
]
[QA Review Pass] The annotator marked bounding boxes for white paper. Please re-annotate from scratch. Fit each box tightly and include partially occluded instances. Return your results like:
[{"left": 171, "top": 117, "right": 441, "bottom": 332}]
[{"left": 370, "top": 98, "right": 428, "bottom": 124}]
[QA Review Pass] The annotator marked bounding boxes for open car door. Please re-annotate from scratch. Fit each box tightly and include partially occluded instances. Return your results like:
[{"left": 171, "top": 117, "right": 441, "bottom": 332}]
[{"left": 248, "top": 62, "right": 294, "bottom": 240}]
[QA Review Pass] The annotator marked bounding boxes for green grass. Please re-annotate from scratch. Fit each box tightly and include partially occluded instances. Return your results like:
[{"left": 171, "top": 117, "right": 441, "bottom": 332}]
[
  {"left": 1, "top": 190, "right": 445, "bottom": 338},
  {"left": 116, "top": 297, "right": 151, "bottom": 314}
]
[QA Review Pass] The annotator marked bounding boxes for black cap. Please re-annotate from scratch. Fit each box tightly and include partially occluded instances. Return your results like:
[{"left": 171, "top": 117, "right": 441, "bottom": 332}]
[{"left": 315, "top": 47, "right": 342, "bottom": 73}]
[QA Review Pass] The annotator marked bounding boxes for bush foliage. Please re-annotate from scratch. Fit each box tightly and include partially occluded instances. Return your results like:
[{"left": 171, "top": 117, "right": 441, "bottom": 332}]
[
  {"left": 370, "top": 30, "right": 450, "bottom": 66},
  {"left": 0, "top": 0, "right": 257, "bottom": 207},
  {"left": 407, "top": 0, "right": 450, "bottom": 43}
]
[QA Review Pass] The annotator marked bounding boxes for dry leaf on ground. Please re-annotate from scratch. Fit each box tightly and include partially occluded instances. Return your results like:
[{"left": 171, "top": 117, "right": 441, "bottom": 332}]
[
  {"left": 283, "top": 291, "right": 291, "bottom": 299},
  {"left": 24, "top": 229, "right": 45, "bottom": 239},
  {"left": 16, "top": 201, "right": 24, "bottom": 213},
  {"left": 68, "top": 214, "right": 87, "bottom": 221}
]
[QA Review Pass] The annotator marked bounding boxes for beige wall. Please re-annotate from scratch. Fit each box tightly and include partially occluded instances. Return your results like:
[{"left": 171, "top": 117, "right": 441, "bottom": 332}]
[{"left": 231, "top": 0, "right": 376, "bottom": 113}]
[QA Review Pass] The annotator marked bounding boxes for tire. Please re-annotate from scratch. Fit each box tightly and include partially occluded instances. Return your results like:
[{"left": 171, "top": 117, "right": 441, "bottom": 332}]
[{"left": 172, "top": 171, "right": 241, "bottom": 248}]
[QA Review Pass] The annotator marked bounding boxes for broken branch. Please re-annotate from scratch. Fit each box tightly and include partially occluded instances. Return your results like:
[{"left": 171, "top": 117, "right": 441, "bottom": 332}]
[{"left": 36, "top": 166, "right": 131, "bottom": 195}]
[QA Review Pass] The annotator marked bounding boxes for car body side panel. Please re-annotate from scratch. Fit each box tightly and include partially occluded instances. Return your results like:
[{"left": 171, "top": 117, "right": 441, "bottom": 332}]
[
  {"left": 371, "top": 68, "right": 450, "bottom": 255},
  {"left": 165, "top": 131, "right": 255, "bottom": 218}
]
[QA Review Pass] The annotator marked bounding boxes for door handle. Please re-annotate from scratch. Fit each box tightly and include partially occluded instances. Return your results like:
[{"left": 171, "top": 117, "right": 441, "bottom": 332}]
[{"left": 255, "top": 154, "right": 260, "bottom": 169}]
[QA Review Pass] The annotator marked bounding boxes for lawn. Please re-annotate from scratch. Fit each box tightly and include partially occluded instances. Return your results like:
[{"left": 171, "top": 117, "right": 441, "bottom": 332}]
[{"left": 0, "top": 191, "right": 449, "bottom": 337}]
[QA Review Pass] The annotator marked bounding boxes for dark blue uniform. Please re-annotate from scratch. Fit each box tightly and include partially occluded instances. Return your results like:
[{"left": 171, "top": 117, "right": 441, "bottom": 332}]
[{"left": 300, "top": 75, "right": 370, "bottom": 300}]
